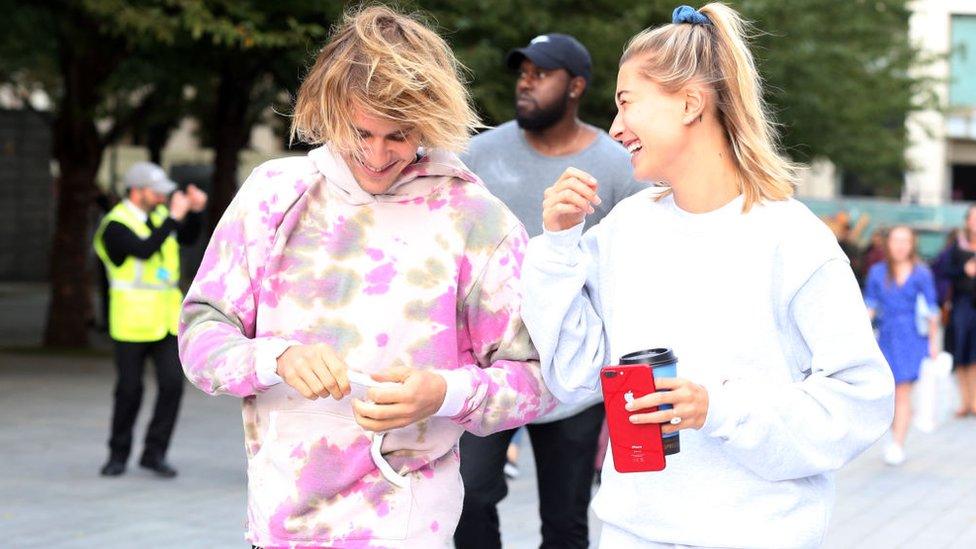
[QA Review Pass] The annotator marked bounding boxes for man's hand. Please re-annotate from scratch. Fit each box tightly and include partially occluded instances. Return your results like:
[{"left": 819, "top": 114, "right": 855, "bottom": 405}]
[
  {"left": 352, "top": 366, "right": 447, "bottom": 432},
  {"left": 169, "top": 191, "right": 190, "bottom": 222},
  {"left": 186, "top": 184, "right": 209, "bottom": 213},
  {"left": 275, "top": 344, "right": 350, "bottom": 400}
]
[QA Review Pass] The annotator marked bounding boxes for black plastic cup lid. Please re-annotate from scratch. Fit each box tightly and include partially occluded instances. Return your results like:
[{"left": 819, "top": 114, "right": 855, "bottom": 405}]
[{"left": 619, "top": 347, "right": 676, "bottom": 366}]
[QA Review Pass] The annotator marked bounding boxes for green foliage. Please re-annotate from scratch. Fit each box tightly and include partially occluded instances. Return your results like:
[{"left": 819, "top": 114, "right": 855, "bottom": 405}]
[
  {"left": 413, "top": 0, "right": 672, "bottom": 128},
  {"left": 741, "top": 0, "right": 933, "bottom": 195},
  {"left": 0, "top": 0, "right": 937, "bottom": 196},
  {"left": 419, "top": 0, "right": 932, "bottom": 196}
]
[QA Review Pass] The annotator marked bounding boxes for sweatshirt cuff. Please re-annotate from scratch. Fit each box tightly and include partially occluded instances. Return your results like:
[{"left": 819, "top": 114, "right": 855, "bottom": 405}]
[
  {"left": 699, "top": 380, "right": 743, "bottom": 441},
  {"left": 541, "top": 222, "right": 585, "bottom": 248},
  {"left": 530, "top": 223, "right": 585, "bottom": 265},
  {"left": 433, "top": 368, "right": 475, "bottom": 418},
  {"left": 254, "top": 338, "right": 301, "bottom": 387}
]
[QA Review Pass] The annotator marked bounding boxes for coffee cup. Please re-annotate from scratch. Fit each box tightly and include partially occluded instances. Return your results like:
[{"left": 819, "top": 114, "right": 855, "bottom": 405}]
[{"left": 619, "top": 348, "right": 680, "bottom": 455}]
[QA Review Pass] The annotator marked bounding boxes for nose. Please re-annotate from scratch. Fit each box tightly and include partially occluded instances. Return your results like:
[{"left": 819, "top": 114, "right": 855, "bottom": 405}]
[
  {"left": 363, "top": 139, "right": 388, "bottom": 167},
  {"left": 516, "top": 75, "right": 532, "bottom": 94},
  {"left": 609, "top": 112, "right": 625, "bottom": 143}
]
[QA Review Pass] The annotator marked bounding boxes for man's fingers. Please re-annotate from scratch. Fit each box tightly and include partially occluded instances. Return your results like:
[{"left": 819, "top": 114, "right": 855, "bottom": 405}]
[
  {"left": 366, "top": 384, "right": 409, "bottom": 405},
  {"left": 355, "top": 401, "right": 413, "bottom": 421},
  {"left": 371, "top": 365, "right": 411, "bottom": 384},
  {"left": 289, "top": 376, "right": 318, "bottom": 400},
  {"left": 309, "top": 365, "right": 342, "bottom": 400},
  {"left": 315, "top": 346, "right": 349, "bottom": 398},
  {"left": 301, "top": 369, "right": 326, "bottom": 396}
]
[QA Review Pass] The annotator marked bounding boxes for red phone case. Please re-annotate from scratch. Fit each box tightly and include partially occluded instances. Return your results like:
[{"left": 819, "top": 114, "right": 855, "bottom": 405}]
[{"left": 600, "top": 364, "right": 666, "bottom": 472}]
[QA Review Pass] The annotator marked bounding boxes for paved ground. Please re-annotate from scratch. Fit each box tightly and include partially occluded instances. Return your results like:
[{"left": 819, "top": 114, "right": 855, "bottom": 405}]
[{"left": 3, "top": 284, "right": 976, "bottom": 547}]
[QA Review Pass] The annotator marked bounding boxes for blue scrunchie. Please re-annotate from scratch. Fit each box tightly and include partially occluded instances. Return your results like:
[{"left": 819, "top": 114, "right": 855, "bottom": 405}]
[{"left": 672, "top": 5, "right": 710, "bottom": 25}]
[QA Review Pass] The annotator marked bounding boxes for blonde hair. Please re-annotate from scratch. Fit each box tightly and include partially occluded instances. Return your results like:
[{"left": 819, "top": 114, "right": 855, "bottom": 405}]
[
  {"left": 290, "top": 5, "right": 480, "bottom": 154},
  {"left": 621, "top": 3, "right": 798, "bottom": 210}
]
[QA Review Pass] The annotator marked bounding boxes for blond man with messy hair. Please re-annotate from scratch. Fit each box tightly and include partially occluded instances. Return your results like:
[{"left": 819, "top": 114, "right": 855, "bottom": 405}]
[{"left": 179, "top": 5, "right": 555, "bottom": 547}]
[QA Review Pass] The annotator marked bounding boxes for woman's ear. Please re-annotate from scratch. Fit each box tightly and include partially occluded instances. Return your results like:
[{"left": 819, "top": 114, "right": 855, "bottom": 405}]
[{"left": 682, "top": 86, "right": 706, "bottom": 125}]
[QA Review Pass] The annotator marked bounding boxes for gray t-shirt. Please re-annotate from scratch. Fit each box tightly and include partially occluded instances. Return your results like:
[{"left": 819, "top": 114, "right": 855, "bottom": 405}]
[
  {"left": 461, "top": 120, "right": 646, "bottom": 238},
  {"left": 461, "top": 120, "right": 646, "bottom": 423}
]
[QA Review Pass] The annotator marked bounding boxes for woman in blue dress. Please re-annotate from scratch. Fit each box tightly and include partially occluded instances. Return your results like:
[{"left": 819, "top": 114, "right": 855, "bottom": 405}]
[{"left": 865, "top": 225, "right": 939, "bottom": 466}]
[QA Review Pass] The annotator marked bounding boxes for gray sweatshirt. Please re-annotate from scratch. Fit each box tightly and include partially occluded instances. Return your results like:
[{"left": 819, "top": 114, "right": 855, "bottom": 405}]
[
  {"left": 462, "top": 120, "right": 645, "bottom": 422},
  {"left": 522, "top": 190, "right": 894, "bottom": 548}
]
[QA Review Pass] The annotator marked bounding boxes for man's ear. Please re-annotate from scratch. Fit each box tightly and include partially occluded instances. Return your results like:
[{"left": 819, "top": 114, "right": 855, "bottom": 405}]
[
  {"left": 682, "top": 85, "right": 706, "bottom": 125},
  {"left": 568, "top": 76, "right": 587, "bottom": 99}
]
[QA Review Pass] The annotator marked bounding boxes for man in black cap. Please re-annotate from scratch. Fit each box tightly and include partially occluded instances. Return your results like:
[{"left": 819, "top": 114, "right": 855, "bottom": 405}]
[{"left": 455, "top": 34, "right": 645, "bottom": 548}]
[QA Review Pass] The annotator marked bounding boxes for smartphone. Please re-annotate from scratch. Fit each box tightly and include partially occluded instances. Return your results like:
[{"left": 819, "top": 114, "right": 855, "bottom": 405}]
[
  {"left": 347, "top": 370, "right": 382, "bottom": 401},
  {"left": 600, "top": 364, "right": 666, "bottom": 473}
]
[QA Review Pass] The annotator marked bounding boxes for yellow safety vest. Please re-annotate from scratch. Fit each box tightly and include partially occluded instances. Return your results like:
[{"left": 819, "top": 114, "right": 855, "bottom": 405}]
[{"left": 93, "top": 202, "right": 182, "bottom": 342}]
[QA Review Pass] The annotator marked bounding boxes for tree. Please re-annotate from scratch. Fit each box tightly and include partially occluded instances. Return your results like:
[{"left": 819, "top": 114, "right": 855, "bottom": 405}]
[
  {"left": 0, "top": 0, "right": 171, "bottom": 347},
  {"left": 421, "top": 0, "right": 931, "bottom": 196},
  {"left": 0, "top": 1, "right": 335, "bottom": 347},
  {"left": 161, "top": 1, "right": 338, "bottom": 223}
]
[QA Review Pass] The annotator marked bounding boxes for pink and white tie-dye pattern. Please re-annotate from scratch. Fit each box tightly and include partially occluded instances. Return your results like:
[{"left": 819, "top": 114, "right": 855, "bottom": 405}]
[{"left": 179, "top": 145, "right": 555, "bottom": 547}]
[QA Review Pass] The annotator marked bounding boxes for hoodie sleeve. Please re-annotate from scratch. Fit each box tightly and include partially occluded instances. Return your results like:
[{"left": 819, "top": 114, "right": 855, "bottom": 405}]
[
  {"left": 433, "top": 225, "right": 558, "bottom": 436},
  {"left": 178, "top": 166, "right": 302, "bottom": 397}
]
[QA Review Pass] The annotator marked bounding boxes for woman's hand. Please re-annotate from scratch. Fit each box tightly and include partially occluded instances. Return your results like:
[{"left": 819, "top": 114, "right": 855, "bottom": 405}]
[
  {"left": 352, "top": 366, "right": 447, "bottom": 432},
  {"left": 276, "top": 344, "right": 351, "bottom": 400},
  {"left": 625, "top": 377, "right": 710, "bottom": 434},
  {"left": 542, "top": 167, "right": 601, "bottom": 232}
]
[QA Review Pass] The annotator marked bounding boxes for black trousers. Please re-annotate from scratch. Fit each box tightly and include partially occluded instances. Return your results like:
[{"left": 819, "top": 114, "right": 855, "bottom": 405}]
[
  {"left": 108, "top": 335, "right": 184, "bottom": 463},
  {"left": 454, "top": 403, "right": 605, "bottom": 549}
]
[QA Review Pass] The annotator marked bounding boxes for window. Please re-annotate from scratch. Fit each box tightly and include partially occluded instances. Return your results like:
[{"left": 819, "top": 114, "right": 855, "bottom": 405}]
[{"left": 950, "top": 15, "right": 976, "bottom": 107}]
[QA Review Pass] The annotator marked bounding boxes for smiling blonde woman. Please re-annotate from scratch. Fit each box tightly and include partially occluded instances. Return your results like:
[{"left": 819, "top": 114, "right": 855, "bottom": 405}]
[
  {"left": 522, "top": 3, "right": 894, "bottom": 547},
  {"left": 179, "top": 5, "right": 554, "bottom": 547}
]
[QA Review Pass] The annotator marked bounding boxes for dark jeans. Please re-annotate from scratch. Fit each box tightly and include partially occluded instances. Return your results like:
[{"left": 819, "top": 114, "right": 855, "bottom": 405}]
[
  {"left": 454, "top": 403, "right": 605, "bottom": 549},
  {"left": 108, "top": 334, "right": 184, "bottom": 463}
]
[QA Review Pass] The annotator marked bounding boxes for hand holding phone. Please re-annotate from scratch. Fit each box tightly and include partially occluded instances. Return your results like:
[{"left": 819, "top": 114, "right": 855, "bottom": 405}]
[
  {"left": 348, "top": 370, "right": 399, "bottom": 402},
  {"left": 600, "top": 364, "right": 666, "bottom": 473}
]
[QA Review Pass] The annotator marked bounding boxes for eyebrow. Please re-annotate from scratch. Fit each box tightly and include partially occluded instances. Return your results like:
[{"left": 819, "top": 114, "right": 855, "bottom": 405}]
[{"left": 355, "top": 127, "right": 407, "bottom": 139}]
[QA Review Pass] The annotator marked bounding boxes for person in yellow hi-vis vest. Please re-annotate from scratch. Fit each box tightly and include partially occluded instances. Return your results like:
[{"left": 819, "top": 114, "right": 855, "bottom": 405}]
[{"left": 93, "top": 161, "right": 206, "bottom": 478}]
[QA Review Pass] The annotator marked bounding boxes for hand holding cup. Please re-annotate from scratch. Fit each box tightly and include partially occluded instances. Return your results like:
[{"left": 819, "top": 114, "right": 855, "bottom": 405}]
[{"left": 625, "top": 377, "right": 709, "bottom": 435}]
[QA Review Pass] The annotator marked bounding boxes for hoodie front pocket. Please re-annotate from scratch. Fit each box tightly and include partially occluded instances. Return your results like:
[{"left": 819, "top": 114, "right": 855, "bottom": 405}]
[{"left": 247, "top": 409, "right": 413, "bottom": 543}]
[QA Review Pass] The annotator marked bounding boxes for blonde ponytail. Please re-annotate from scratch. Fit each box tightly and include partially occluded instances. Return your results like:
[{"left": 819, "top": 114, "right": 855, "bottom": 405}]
[{"left": 622, "top": 3, "right": 798, "bottom": 210}]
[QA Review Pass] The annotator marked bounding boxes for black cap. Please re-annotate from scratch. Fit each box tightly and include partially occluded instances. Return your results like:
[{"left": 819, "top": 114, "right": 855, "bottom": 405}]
[{"left": 506, "top": 33, "right": 592, "bottom": 83}]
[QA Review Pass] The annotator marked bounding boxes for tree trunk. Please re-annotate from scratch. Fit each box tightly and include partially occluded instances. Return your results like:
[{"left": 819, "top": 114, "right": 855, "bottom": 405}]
[
  {"left": 147, "top": 122, "right": 171, "bottom": 166},
  {"left": 43, "top": 14, "right": 126, "bottom": 348},
  {"left": 208, "top": 58, "right": 258, "bottom": 226}
]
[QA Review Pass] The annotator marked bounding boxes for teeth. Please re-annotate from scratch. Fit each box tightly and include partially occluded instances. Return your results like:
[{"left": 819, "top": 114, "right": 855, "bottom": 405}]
[{"left": 627, "top": 142, "right": 642, "bottom": 154}]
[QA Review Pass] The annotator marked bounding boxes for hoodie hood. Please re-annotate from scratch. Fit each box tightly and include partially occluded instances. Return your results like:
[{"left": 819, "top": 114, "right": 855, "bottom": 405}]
[{"left": 307, "top": 144, "right": 481, "bottom": 206}]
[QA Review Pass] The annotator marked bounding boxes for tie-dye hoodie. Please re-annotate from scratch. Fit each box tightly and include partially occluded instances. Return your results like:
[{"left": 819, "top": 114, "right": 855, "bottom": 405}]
[{"left": 178, "top": 145, "right": 556, "bottom": 548}]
